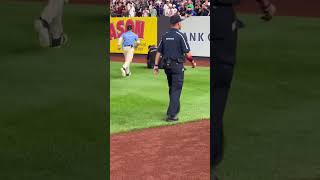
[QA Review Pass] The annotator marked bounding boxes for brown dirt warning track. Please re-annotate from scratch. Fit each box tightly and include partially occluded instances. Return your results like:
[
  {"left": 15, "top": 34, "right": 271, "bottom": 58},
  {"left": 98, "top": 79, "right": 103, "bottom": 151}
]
[{"left": 110, "top": 120, "right": 210, "bottom": 180}]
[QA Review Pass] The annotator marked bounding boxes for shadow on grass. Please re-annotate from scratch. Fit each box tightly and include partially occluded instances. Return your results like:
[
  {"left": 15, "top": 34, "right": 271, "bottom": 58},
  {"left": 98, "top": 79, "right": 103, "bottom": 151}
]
[{"left": 8, "top": 45, "right": 43, "bottom": 55}]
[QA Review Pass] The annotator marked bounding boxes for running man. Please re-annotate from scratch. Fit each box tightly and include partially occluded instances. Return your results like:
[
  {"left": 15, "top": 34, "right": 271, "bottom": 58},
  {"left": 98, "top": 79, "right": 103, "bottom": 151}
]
[{"left": 118, "top": 25, "right": 140, "bottom": 77}]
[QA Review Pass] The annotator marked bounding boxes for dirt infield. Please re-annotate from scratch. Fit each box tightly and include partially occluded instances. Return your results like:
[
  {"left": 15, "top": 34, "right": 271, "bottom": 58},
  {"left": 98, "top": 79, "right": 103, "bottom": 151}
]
[
  {"left": 111, "top": 54, "right": 210, "bottom": 67},
  {"left": 110, "top": 120, "right": 210, "bottom": 180}
]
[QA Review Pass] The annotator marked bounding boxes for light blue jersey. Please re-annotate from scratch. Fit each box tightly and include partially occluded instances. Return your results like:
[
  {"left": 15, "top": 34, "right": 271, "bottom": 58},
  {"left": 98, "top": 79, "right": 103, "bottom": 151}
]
[{"left": 120, "top": 31, "right": 139, "bottom": 47}]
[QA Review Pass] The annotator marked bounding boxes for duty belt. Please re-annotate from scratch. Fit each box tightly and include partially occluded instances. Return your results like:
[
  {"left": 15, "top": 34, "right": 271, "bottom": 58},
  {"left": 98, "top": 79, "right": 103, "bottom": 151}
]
[{"left": 163, "top": 57, "right": 184, "bottom": 64}]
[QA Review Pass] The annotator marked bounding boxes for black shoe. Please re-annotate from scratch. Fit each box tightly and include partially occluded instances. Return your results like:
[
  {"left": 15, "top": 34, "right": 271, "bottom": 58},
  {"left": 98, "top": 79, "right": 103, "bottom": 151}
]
[
  {"left": 51, "top": 33, "right": 68, "bottom": 48},
  {"left": 166, "top": 116, "right": 179, "bottom": 122}
]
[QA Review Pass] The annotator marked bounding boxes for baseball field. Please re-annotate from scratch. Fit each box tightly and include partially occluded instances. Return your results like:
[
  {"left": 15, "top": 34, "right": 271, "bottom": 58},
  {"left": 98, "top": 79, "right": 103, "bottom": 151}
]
[
  {"left": 2, "top": 0, "right": 320, "bottom": 180},
  {"left": 110, "top": 61, "right": 210, "bottom": 133},
  {"left": 110, "top": 59, "right": 211, "bottom": 179}
]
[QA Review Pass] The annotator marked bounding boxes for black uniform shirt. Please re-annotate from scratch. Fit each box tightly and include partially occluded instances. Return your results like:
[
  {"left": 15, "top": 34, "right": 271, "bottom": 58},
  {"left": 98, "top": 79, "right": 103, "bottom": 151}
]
[{"left": 157, "top": 28, "right": 190, "bottom": 60}]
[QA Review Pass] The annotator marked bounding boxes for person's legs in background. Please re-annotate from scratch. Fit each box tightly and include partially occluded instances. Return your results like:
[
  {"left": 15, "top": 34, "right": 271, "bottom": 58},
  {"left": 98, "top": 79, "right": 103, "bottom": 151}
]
[
  {"left": 211, "top": 5, "right": 238, "bottom": 179},
  {"left": 211, "top": 63, "right": 234, "bottom": 173},
  {"left": 121, "top": 47, "right": 129, "bottom": 77},
  {"left": 50, "top": 8, "right": 68, "bottom": 48},
  {"left": 122, "top": 47, "right": 134, "bottom": 76},
  {"left": 125, "top": 47, "right": 134, "bottom": 76},
  {"left": 34, "top": 0, "right": 66, "bottom": 48}
]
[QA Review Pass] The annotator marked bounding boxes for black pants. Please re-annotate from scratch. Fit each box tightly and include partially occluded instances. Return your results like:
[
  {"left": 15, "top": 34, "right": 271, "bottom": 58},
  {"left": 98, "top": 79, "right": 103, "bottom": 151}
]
[
  {"left": 165, "top": 62, "right": 184, "bottom": 117},
  {"left": 211, "top": 5, "right": 238, "bottom": 168}
]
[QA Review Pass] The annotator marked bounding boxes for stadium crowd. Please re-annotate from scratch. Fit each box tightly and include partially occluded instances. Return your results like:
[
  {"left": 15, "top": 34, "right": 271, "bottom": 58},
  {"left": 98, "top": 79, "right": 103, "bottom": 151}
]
[{"left": 110, "top": 0, "right": 210, "bottom": 17}]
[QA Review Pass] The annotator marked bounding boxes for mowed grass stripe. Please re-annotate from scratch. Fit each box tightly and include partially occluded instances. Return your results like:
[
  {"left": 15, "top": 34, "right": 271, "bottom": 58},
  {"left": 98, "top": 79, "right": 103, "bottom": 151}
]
[{"left": 110, "top": 62, "right": 210, "bottom": 133}]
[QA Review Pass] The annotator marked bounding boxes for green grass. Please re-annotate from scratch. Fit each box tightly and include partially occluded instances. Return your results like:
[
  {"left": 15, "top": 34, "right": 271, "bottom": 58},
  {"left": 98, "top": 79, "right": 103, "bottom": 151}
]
[
  {"left": 0, "top": 2, "right": 107, "bottom": 180},
  {"left": 110, "top": 62, "right": 210, "bottom": 133},
  {"left": 216, "top": 14, "right": 320, "bottom": 180}
]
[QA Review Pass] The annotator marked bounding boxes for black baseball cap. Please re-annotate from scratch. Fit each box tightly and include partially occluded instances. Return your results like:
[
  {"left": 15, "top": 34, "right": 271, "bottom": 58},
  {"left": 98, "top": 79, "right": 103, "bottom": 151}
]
[{"left": 169, "top": 14, "right": 183, "bottom": 25}]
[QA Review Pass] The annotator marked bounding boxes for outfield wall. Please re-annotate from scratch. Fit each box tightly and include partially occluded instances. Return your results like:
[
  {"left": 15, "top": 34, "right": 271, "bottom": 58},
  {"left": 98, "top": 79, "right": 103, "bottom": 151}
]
[
  {"left": 110, "top": 16, "right": 210, "bottom": 57},
  {"left": 181, "top": 16, "right": 210, "bottom": 57},
  {"left": 110, "top": 17, "right": 157, "bottom": 54}
]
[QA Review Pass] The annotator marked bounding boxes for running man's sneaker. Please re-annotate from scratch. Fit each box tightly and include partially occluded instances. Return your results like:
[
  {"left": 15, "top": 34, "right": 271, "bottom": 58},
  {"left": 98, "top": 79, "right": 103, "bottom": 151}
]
[
  {"left": 126, "top": 71, "right": 131, "bottom": 77},
  {"left": 51, "top": 33, "right": 68, "bottom": 48}
]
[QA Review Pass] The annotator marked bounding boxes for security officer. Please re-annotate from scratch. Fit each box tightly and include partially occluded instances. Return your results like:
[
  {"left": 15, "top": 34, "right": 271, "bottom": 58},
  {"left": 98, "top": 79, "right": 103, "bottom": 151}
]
[
  {"left": 118, "top": 25, "right": 140, "bottom": 77},
  {"left": 154, "top": 14, "right": 196, "bottom": 122},
  {"left": 211, "top": 0, "right": 276, "bottom": 179},
  {"left": 34, "top": 0, "right": 68, "bottom": 48}
]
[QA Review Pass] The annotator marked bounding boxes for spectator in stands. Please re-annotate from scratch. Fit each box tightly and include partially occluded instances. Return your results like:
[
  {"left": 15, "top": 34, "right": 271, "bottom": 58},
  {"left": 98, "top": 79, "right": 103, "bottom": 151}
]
[
  {"left": 167, "top": 4, "right": 175, "bottom": 16},
  {"left": 177, "top": 2, "right": 186, "bottom": 16},
  {"left": 194, "top": 1, "right": 201, "bottom": 14},
  {"left": 148, "top": 1, "right": 154, "bottom": 10},
  {"left": 198, "top": 4, "right": 209, "bottom": 16},
  {"left": 110, "top": 0, "right": 210, "bottom": 17},
  {"left": 128, "top": 2, "right": 136, "bottom": 17},
  {"left": 187, "top": 0, "right": 194, "bottom": 11},
  {"left": 185, "top": 6, "right": 196, "bottom": 17},
  {"left": 172, "top": 5, "right": 178, "bottom": 15},
  {"left": 142, "top": 7, "right": 150, "bottom": 16},
  {"left": 163, "top": 1, "right": 170, "bottom": 16},
  {"left": 150, "top": 5, "right": 158, "bottom": 16},
  {"left": 117, "top": 2, "right": 126, "bottom": 16}
]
